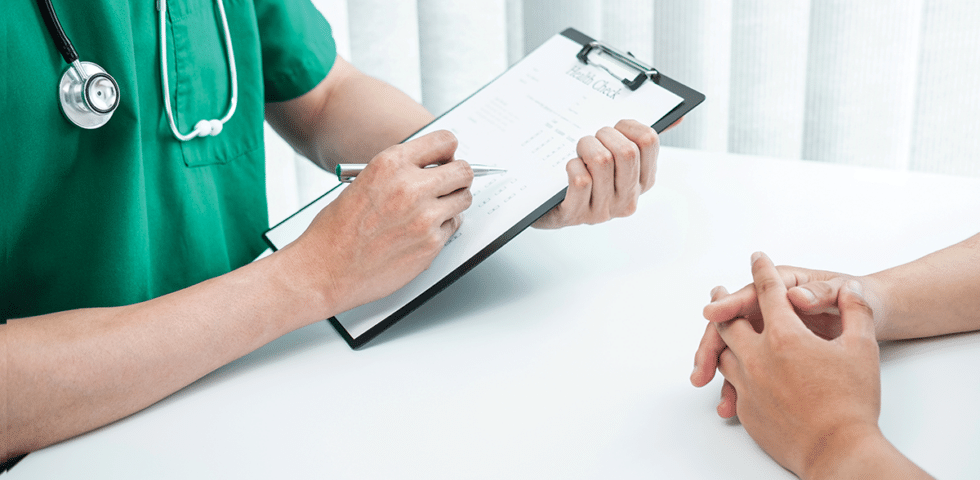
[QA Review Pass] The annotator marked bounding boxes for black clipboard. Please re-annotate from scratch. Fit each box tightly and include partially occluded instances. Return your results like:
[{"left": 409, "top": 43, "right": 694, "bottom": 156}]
[
  {"left": 264, "top": 27, "right": 704, "bottom": 349},
  {"left": 560, "top": 29, "right": 704, "bottom": 132}
]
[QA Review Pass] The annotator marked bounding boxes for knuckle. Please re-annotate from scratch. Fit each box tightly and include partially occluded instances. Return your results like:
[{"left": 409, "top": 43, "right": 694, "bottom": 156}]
[
  {"left": 590, "top": 149, "right": 614, "bottom": 168},
  {"left": 425, "top": 230, "right": 445, "bottom": 251},
  {"left": 743, "top": 355, "right": 766, "bottom": 379},
  {"left": 709, "top": 286, "right": 728, "bottom": 302},
  {"left": 568, "top": 171, "right": 592, "bottom": 190},
  {"left": 642, "top": 170, "right": 657, "bottom": 190},
  {"left": 854, "top": 330, "right": 879, "bottom": 349},
  {"left": 767, "top": 325, "right": 800, "bottom": 349},
  {"left": 717, "top": 348, "right": 734, "bottom": 373},
  {"left": 620, "top": 198, "right": 638, "bottom": 217},
  {"left": 593, "top": 210, "right": 613, "bottom": 224},
  {"left": 421, "top": 209, "right": 441, "bottom": 229},
  {"left": 459, "top": 162, "right": 475, "bottom": 181},
  {"left": 459, "top": 188, "right": 474, "bottom": 209},
  {"left": 612, "top": 195, "right": 639, "bottom": 218},
  {"left": 615, "top": 143, "right": 640, "bottom": 163},
  {"left": 637, "top": 129, "right": 660, "bottom": 150},
  {"left": 754, "top": 276, "right": 784, "bottom": 296},
  {"left": 597, "top": 126, "right": 618, "bottom": 139},
  {"left": 432, "top": 129, "right": 458, "bottom": 149},
  {"left": 373, "top": 150, "right": 400, "bottom": 169},
  {"left": 411, "top": 210, "right": 438, "bottom": 233},
  {"left": 391, "top": 181, "right": 416, "bottom": 205},
  {"left": 852, "top": 300, "right": 874, "bottom": 320},
  {"left": 614, "top": 118, "right": 634, "bottom": 130},
  {"left": 845, "top": 331, "right": 879, "bottom": 356},
  {"left": 812, "top": 281, "right": 836, "bottom": 298}
]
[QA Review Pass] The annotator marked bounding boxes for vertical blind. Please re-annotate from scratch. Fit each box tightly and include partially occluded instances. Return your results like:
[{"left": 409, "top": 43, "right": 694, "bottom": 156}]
[{"left": 267, "top": 0, "right": 980, "bottom": 225}]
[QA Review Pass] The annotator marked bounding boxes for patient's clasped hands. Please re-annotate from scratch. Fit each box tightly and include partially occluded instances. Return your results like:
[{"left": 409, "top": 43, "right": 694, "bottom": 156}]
[{"left": 690, "top": 252, "right": 938, "bottom": 479}]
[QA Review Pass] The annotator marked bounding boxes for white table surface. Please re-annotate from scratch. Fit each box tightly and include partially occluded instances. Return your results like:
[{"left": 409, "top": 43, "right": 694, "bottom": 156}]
[{"left": 11, "top": 147, "right": 980, "bottom": 479}]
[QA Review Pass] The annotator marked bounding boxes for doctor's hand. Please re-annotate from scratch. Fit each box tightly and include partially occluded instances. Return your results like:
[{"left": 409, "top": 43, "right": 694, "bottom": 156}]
[
  {"left": 282, "top": 130, "right": 473, "bottom": 317},
  {"left": 692, "top": 264, "right": 883, "bottom": 419},
  {"left": 713, "top": 252, "right": 893, "bottom": 479},
  {"left": 532, "top": 119, "right": 661, "bottom": 229}
]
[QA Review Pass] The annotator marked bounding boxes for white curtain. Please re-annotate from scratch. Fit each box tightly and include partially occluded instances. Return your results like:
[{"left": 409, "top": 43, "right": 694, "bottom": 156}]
[{"left": 267, "top": 0, "right": 980, "bottom": 225}]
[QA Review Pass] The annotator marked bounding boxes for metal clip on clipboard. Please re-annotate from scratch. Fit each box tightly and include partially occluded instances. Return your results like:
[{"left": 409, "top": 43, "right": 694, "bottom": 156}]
[{"left": 576, "top": 41, "right": 660, "bottom": 91}]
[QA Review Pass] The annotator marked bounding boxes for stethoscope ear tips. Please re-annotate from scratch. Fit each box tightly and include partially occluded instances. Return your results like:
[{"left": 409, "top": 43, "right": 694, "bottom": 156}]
[{"left": 193, "top": 119, "right": 224, "bottom": 137}]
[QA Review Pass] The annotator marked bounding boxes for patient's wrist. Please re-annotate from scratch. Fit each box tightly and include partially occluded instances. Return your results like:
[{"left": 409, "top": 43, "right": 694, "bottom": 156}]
[
  {"left": 860, "top": 272, "right": 896, "bottom": 341},
  {"left": 801, "top": 422, "right": 883, "bottom": 480}
]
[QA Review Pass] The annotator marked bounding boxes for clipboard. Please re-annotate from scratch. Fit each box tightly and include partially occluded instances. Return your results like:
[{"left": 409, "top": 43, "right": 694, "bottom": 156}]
[{"left": 264, "top": 27, "right": 705, "bottom": 349}]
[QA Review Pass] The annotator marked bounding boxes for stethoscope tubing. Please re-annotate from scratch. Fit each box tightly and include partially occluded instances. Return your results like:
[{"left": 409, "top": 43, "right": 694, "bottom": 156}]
[
  {"left": 35, "top": 0, "right": 78, "bottom": 64},
  {"left": 158, "top": 0, "right": 238, "bottom": 141},
  {"left": 38, "top": 0, "right": 120, "bottom": 129},
  {"left": 36, "top": 0, "right": 237, "bottom": 139}
]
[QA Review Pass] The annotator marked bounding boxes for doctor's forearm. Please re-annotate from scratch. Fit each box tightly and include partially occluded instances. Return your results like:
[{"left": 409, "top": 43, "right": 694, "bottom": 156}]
[
  {"left": 0, "top": 251, "right": 333, "bottom": 461},
  {"left": 312, "top": 66, "right": 434, "bottom": 168},
  {"left": 266, "top": 57, "right": 434, "bottom": 170}
]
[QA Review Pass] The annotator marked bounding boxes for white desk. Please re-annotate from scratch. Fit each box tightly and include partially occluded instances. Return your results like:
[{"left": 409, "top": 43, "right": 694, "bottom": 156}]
[{"left": 12, "top": 147, "right": 980, "bottom": 479}]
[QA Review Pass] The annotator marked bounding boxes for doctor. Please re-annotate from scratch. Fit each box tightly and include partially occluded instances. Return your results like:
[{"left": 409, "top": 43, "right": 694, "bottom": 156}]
[{"left": 0, "top": 0, "right": 665, "bottom": 466}]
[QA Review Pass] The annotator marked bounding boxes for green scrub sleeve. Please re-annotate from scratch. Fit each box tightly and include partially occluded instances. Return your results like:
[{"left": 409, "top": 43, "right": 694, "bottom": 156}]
[{"left": 255, "top": 0, "right": 338, "bottom": 102}]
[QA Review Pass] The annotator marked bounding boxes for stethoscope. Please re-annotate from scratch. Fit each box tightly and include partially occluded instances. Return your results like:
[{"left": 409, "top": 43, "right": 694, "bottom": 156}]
[{"left": 37, "top": 0, "right": 237, "bottom": 140}]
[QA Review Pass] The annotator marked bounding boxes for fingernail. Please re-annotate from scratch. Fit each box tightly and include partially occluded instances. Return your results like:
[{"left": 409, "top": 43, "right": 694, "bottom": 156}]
[
  {"left": 750, "top": 251, "right": 763, "bottom": 264},
  {"left": 798, "top": 287, "right": 817, "bottom": 304}
]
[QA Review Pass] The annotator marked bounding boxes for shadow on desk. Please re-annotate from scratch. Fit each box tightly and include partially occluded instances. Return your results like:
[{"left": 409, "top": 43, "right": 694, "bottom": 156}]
[
  {"left": 363, "top": 248, "right": 549, "bottom": 347},
  {"left": 159, "top": 245, "right": 550, "bottom": 406},
  {"left": 879, "top": 329, "right": 980, "bottom": 364}
]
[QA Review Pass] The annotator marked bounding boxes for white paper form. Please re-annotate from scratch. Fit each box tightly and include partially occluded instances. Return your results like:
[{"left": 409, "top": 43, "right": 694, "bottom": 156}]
[{"left": 266, "top": 32, "right": 683, "bottom": 341}]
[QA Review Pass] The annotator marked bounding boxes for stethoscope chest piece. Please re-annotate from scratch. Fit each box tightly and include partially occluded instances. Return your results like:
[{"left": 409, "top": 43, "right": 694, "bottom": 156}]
[
  {"left": 59, "top": 61, "right": 120, "bottom": 129},
  {"left": 39, "top": 0, "right": 233, "bottom": 138}
]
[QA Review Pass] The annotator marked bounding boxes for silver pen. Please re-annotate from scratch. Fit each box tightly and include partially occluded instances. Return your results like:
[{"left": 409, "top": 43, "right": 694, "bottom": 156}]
[{"left": 335, "top": 163, "right": 507, "bottom": 183}]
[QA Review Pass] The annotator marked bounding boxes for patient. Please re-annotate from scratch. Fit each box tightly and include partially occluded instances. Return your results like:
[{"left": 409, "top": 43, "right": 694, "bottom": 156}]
[{"left": 691, "top": 233, "right": 980, "bottom": 479}]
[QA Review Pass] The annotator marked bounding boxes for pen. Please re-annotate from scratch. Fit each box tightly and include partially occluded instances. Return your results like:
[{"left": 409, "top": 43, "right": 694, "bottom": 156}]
[{"left": 335, "top": 163, "right": 508, "bottom": 183}]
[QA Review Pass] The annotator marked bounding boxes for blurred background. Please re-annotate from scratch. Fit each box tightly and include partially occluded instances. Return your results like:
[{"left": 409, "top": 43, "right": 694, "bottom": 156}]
[{"left": 267, "top": 0, "right": 980, "bottom": 225}]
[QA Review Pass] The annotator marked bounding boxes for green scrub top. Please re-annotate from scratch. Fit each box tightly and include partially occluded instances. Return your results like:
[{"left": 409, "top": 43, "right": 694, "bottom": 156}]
[{"left": 0, "top": 0, "right": 336, "bottom": 320}]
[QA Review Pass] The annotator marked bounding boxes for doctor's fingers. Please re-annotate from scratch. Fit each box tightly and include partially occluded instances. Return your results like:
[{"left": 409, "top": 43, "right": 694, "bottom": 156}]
[
  {"left": 440, "top": 214, "right": 464, "bottom": 241},
  {"left": 418, "top": 191, "right": 469, "bottom": 256},
  {"left": 399, "top": 129, "right": 460, "bottom": 167},
  {"left": 613, "top": 119, "right": 660, "bottom": 193},
  {"left": 428, "top": 182, "right": 473, "bottom": 239},
  {"left": 576, "top": 135, "right": 616, "bottom": 221},
  {"left": 427, "top": 159, "right": 476, "bottom": 197},
  {"left": 559, "top": 157, "right": 594, "bottom": 220},
  {"left": 662, "top": 116, "right": 684, "bottom": 133},
  {"left": 594, "top": 126, "right": 641, "bottom": 203}
]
